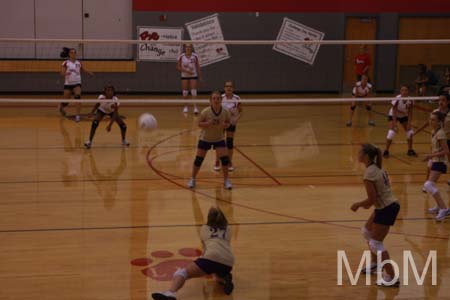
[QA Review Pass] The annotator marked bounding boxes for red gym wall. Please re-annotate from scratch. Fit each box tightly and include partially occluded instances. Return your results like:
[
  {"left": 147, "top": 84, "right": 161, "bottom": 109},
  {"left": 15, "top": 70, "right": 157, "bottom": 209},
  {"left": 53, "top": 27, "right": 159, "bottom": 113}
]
[{"left": 133, "top": 0, "right": 450, "bottom": 12}]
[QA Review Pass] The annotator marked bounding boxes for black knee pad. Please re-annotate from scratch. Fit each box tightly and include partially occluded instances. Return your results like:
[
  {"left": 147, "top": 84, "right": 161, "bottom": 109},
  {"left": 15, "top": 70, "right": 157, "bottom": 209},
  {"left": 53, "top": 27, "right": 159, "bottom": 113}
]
[
  {"left": 365, "top": 105, "right": 372, "bottom": 111},
  {"left": 350, "top": 106, "right": 356, "bottom": 111},
  {"left": 61, "top": 102, "right": 69, "bottom": 107},
  {"left": 92, "top": 119, "right": 99, "bottom": 130},
  {"left": 226, "top": 137, "right": 234, "bottom": 149},
  {"left": 74, "top": 95, "right": 81, "bottom": 99},
  {"left": 220, "top": 156, "right": 230, "bottom": 166},
  {"left": 119, "top": 123, "right": 127, "bottom": 131},
  {"left": 194, "top": 156, "right": 204, "bottom": 167}
]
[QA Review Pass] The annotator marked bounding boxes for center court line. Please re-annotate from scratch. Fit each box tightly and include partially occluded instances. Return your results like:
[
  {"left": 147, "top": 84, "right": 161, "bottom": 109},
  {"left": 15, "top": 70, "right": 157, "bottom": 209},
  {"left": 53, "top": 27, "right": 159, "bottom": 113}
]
[
  {"left": 146, "top": 130, "right": 449, "bottom": 241},
  {"left": 0, "top": 217, "right": 438, "bottom": 234}
]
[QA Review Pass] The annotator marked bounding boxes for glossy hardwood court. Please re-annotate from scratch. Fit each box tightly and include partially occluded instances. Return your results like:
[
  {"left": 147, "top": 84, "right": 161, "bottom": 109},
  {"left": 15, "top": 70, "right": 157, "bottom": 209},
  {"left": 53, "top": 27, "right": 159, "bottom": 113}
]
[{"left": 0, "top": 100, "right": 449, "bottom": 300}]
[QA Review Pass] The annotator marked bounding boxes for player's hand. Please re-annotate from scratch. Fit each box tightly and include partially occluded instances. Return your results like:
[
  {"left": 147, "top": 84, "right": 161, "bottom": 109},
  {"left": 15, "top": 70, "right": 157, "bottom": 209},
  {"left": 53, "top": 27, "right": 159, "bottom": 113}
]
[
  {"left": 106, "top": 125, "right": 112, "bottom": 132},
  {"left": 350, "top": 203, "right": 360, "bottom": 212}
]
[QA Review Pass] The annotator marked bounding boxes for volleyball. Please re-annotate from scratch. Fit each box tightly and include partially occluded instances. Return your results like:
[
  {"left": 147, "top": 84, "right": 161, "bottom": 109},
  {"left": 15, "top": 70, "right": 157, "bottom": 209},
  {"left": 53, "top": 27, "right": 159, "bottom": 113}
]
[{"left": 138, "top": 113, "right": 157, "bottom": 130}]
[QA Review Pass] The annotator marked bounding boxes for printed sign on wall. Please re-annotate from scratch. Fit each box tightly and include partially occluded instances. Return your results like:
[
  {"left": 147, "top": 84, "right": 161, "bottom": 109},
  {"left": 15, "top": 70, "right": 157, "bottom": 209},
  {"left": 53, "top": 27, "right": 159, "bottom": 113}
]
[
  {"left": 273, "top": 18, "right": 325, "bottom": 65},
  {"left": 137, "top": 26, "right": 184, "bottom": 61},
  {"left": 185, "top": 14, "right": 230, "bottom": 67}
]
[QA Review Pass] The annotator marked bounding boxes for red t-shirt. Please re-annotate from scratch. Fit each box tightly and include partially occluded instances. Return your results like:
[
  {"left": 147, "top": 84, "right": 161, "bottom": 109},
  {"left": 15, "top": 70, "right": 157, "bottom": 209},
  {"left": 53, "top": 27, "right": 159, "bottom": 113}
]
[{"left": 355, "top": 53, "right": 371, "bottom": 75}]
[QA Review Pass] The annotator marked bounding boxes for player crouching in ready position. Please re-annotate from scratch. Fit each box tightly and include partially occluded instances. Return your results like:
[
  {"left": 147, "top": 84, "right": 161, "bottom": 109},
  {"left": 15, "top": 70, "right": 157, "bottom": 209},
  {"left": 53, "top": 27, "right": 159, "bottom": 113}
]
[{"left": 84, "top": 85, "right": 129, "bottom": 149}]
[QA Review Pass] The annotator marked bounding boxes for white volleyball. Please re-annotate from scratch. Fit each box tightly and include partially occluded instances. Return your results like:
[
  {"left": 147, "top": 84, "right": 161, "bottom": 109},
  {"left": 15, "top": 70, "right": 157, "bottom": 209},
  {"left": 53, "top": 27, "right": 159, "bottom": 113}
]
[{"left": 138, "top": 113, "right": 157, "bottom": 130}]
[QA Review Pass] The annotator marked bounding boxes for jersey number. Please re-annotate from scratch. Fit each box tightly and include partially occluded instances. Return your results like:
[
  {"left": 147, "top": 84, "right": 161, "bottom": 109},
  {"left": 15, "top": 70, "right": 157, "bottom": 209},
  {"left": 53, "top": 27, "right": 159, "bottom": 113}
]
[{"left": 210, "top": 227, "right": 226, "bottom": 239}]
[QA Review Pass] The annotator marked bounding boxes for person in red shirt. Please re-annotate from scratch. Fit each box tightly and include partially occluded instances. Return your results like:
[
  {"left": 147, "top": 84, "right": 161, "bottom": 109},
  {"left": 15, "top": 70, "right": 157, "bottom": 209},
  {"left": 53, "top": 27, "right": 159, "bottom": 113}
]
[{"left": 355, "top": 45, "right": 371, "bottom": 81}]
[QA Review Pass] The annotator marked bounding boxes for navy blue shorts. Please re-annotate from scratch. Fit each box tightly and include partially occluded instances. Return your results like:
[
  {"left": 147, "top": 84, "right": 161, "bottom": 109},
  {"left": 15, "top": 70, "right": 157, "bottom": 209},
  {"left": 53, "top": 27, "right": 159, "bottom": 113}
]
[
  {"left": 181, "top": 76, "right": 198, "bottom": 80},
  {"left": 226, "top": 124, "right": 236, "bottom": 132},
  {"left": 387, "top": 116, "right": 408, "bottom": 124},
  {"left": 431, "top": 162, "right": 447, "bottom": 174},
  {"left": 374, "top": 202, "right": 400, "bottom": 226},
  {"left": 194, "top": 258, "right": 232, "bottom": 277},
  {"left": 198, "top": 140, "right": 226, "bottom": 150},
  {"left": 64, "top": 84, "right": 81, "bottom": 91},
  {"left": 447, "top": 139, "right": 450, "bottom": 149}
]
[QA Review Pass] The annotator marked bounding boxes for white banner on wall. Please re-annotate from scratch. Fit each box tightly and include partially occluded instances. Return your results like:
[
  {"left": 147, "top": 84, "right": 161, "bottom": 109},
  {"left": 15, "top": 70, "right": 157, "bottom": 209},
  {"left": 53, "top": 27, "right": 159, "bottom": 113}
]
[
  {"left": 273, "top": 18, "right": 325, "bottom": 65},
  {"left": 185, "top": 14, "right": 230, "bottom": 67},
  {"left": 137, "top": 26, "right": 183, "bottom": 61}
]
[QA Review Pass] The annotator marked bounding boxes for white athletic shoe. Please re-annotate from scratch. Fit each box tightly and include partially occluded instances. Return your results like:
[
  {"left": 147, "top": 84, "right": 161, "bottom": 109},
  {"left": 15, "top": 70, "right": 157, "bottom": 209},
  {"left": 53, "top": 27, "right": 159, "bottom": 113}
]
[
  {"left": 182, "top": 106, "right": 188, "bottom": 114},
  {"left": 75, "top": 115, "right": 81, "bottom": 123},
  {"left": 187, "top": 178, "right": 196, "bottom": 189},
  {"left": 193, "top": 106, "right": 199, "bottom": 114},
  {"left": 228, "top": 166, "right": 235, "bottom": 172},
  {"left": 213, "top": 165, "right": 221, "bottom": 171},
  {"left": 436, "top": 208, "right": 450, "bottom": 221},
  {"left": 122, "top": 139, "right": 130, "bottom": 147},
  {"left": 84, "top": 140, "right": 92, "bottom": 149},
  {"left": 224, "top": 178, "right": 232, "bottom": 190},
  {"left": 428, "top": 206, "right": 439, "bottom": 214},
  {"left": 151, "top": 291, "right": 177, "bottom": 300}
]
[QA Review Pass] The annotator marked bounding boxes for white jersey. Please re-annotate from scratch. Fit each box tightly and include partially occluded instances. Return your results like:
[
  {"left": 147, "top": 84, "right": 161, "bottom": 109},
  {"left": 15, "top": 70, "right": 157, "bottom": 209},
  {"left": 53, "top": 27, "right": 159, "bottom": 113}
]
[
  {"left": 222, "top": 93, "right": 241, "bottom": 125},
  {"left": 62, "top": 59, "right": 82, "bottom": 85},
  {"left": 352, "top": 81, "right": 372, "bottom": 97},
  {"left": 97, "top": 95, "right": 119, "bottom": 114},
  {"left": 388, "top": 95, "right": 412, "bottom": 118},
  {"left": 178, "top": 53, "right": 199, "bottom": 78},
  {"left": 200, "top": 225, "right": 234, "bottom": 267}
]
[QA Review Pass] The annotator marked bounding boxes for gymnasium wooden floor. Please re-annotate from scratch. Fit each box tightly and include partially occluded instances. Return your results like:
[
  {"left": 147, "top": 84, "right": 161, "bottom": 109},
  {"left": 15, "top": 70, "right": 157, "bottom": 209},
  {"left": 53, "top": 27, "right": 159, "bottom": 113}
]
[{"left": 0, "top": 100, "right": 449, "bottom": 300}]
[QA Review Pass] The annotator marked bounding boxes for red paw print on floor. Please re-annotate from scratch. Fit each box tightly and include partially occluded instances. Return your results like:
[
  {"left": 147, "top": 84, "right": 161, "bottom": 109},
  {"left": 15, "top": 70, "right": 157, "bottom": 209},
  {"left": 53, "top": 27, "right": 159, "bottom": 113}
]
[{"left": 131, "top": 248, "right": 202, "bottom": 281}]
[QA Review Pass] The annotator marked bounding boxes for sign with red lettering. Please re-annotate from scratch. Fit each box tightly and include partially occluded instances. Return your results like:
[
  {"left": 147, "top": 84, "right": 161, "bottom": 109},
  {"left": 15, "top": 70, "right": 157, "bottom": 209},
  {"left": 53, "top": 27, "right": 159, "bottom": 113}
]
[{"left": 137, "top": 26, "right": 184, "bottom": 61}]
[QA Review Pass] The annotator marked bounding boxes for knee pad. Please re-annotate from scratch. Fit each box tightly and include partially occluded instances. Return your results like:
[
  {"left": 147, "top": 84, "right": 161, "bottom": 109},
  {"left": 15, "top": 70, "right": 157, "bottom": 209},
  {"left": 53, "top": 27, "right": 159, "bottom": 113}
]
[
  {"left": 220, "top": 156, "right": 230, "bottom": 166},
  {"left": 424, "top": 180, "right": 438, "bottom": 195},
  {"left": 226, "top": 137, "right": 234, "bottom": 149},
  {"left": 61, "top": 102, "right": 69, "bottom": 107},
  {"left": 74, "top": 95, "right": 81, "bottom": 99},
  {"left": 190, "top": 89, "right": 197, "bottom": 97},
  {"left": 194, "top": 156, "right": 204, "bottom": 167},
  {"left": 119, "top": 123, "right": 127, "bottom": 131},
  {"left": 386, "top": 129, "right": 396, "bottom": 140},
  {"left": 92, "top": 119, "right": 99, "bottom": 130},
  {"left": 406, "top": 129, "right": 414, "bottom": 139},
  {"left": 369, "top": 239, "right": 385, "bottom": 254},
  {"left": 427, "top": 159, "right": 433, "bottom": 169},
  {"left": 362, "top": 227, "right": 371, "bottom": 241},
  {"left": 350, "top": 105, "right": 356, "bottom": 111},
  {"left": 182, "top": 90, "right": 189, "bottom": 97},
  {"left": 173, "top": 268, "right": 188, "bottom": 279},
  {"left": 365, "top": 105, "right": 372, "bottom": 111}
]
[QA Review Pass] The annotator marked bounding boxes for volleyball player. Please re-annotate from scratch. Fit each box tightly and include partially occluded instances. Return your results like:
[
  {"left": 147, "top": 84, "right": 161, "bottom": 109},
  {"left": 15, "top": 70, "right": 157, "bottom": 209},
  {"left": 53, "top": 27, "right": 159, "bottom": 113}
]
[
  {"left": 423, "top": 111, "right": 450, "bottom": 221},
  {"left": 59, "top": 48, "right": 93, "bottom": 122},
  {"left": 346, "top": 74, "right": 375, "bottom": 127},
  {"left": 84, "top": 85, "right": 129, "bottom": 149},
  {"left": 351, "top": 144, "right": 400, "bottom": 287},
  {"left": 383, "top": 85, "right": 417, "bottom": 158},
  {"left": 188, "top": 91, "right": 232, "bottom": 190},
  {"left": 151, "top": 207, "right": 234, "bottom": 300},
  {"left": 214, "top": 80, "right": 242, "bottom": 171},
  {"left": 177, "top": 43, "right": 201, "bottom": 114},
  {"left": 414, "top": 95, "right": 449, "bottom": 190}
]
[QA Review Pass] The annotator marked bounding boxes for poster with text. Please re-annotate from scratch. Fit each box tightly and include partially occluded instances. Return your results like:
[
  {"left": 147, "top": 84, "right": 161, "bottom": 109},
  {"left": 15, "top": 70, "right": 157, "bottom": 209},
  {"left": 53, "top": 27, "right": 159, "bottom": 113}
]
[
  {"left": 273, "top": 18, "right": 325, "bottom": 65},
  {"left": 185, "top": 14, "right": 230, "bottom": 67},
  {"left": 137, "top": 26, "right": 183, "bottom": 61}
]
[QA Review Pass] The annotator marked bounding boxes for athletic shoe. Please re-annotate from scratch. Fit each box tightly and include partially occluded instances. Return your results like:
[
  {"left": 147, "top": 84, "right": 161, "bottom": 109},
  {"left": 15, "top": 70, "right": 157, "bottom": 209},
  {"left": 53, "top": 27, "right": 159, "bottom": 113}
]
[
  {"left": 224, "top": 178, "right": 233, "bottom": 190},
  {"left": 213, "top": 165, "right": 221, "bottom": 171},
  {"left": 383, "top": 150, "right": 389, "bottom": 158},
  {"left": 228, "top": 166, "right": 235, "bottom": 172},
  {"left": 122, "top": 139, "right": 130, "bottom": 147},
  {"left": 436, "top": 208, "right": 450, "bottom": 221},
  {"left": 346, "top": 121, "right": 352, "bottom": 127},
  {"left": 407, "top": 149, "right": 417, "bottom": 157},
  {"left": 376, "top": 278, "right": 400, "bottom": 287},
  {"left": 151, "top": 291, "right": 177, "bottom": 300},
  {"left": 368, "top": 120, "right": 375, "bottom": 126},
  {"left": 84, "top": 140, "right": 92, "bottom": 149},
  {"left": 428, "top": 206, "right": 439, "bottom": 214},
  {"left": 182, "top": 106, "right": 188, "bottom": 114},
  {"left": 75, "top": 115, "right": 81, "bottom": 123},
  {"left": 361, "top": 263, "right": 378, "bottom": 274},
  {"left": 422, "top": 186, "right": 427, "bottom": 193},
  {"left": 193, "top": 106, "right": 199, "bottom": 115},
  {"left": 223, "top": 273, "right": 234, "bottom": 295},
  {"left": 187, "top": 178, "right": 196, "bottom": 189}
]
